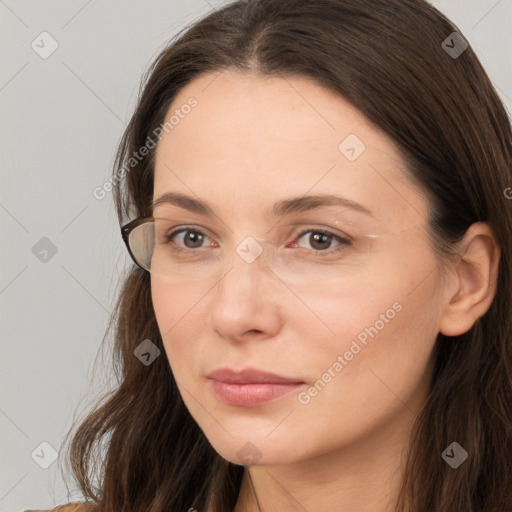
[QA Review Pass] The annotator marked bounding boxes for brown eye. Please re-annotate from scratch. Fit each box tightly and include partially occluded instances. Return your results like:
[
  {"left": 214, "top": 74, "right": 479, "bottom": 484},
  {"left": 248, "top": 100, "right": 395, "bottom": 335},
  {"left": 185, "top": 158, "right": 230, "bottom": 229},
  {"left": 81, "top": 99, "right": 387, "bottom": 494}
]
[
  {"left": 165, "top": 228, "right": 213, "bottom": 250},
  {"left": 292, "top": 229, "right": 351, "bottom": 256}
]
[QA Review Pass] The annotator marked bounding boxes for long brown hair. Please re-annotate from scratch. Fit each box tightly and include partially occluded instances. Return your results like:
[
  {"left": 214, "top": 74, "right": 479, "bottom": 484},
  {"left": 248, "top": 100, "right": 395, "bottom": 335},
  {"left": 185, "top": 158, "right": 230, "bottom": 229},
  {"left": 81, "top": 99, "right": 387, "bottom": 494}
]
[{"left": 60, "top": 1, "right": 512, "bottom": 510}]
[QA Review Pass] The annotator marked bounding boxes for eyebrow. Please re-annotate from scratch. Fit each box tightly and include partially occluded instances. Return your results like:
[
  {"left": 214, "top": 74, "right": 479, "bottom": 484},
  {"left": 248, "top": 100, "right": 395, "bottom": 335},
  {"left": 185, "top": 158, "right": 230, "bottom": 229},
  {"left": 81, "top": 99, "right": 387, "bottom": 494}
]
[{"left": 152, "top": 192, "right": 374, "bottom": 218}]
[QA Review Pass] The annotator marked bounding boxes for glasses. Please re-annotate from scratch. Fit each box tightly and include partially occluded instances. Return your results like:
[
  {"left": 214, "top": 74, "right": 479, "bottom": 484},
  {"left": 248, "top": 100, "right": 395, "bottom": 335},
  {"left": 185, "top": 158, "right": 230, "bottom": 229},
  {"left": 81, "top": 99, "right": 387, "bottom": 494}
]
[
  {"left": 121, "top": 216, "right": 156, "bottom": 272},
  {"left": 121, "top": 216, "right": 423, "bottom": 287}
]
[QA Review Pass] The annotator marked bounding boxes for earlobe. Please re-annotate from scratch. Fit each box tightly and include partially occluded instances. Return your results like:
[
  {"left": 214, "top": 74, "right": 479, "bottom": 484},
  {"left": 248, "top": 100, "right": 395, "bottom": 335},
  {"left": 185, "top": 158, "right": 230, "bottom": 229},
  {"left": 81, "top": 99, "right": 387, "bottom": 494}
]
[{"left": 438, "top": 222, "right": 500, "bottom": 337}]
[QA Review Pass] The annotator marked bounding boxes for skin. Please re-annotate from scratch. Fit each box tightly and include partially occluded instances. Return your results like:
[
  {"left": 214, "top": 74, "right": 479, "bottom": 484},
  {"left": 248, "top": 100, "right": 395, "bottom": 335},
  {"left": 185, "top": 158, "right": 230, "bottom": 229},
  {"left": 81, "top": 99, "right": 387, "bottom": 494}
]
[{"left": 150, "top": 69, "right": 500, "bottom": 512}]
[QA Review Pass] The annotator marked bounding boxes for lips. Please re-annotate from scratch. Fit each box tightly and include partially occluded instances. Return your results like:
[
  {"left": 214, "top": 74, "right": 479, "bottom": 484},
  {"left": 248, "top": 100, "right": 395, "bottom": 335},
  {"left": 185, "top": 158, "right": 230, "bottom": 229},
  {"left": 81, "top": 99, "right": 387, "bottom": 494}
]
[
  {"left": 207, "top": 367, "right": 305, "bottom": 407},
  {"left": 207, "top": 367, "right": 304, "bottom": 384}
]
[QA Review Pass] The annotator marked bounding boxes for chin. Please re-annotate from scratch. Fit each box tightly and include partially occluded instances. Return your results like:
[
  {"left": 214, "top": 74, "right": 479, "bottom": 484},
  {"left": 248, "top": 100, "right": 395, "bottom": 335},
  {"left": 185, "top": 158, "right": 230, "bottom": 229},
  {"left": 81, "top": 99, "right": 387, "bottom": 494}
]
[{"left": 203, "top": 430, "right": 302, "bottom": 467}]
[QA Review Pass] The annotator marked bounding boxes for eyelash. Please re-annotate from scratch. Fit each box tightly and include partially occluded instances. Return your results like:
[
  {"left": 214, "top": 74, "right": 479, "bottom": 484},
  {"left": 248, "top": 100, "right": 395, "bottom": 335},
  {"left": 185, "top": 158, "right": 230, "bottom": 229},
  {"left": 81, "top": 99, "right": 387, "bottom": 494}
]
[{"left": 163, "top": 227, "right": 351, "bottom": 258}]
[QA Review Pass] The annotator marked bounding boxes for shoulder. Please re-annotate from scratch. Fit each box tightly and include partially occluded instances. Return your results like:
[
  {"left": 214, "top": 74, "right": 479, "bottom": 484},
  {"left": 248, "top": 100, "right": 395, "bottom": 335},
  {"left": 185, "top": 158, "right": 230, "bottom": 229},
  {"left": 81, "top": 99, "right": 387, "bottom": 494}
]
[{"left": 24, "top": 502, "right": 95, "bottom": 512}]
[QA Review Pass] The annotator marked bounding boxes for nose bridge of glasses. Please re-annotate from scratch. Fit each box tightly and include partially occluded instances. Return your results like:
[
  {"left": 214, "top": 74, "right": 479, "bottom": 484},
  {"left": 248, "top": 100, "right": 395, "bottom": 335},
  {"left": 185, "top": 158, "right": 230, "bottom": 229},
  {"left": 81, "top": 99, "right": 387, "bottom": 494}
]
[{"left": 233, "top": 235, "right": 275, "bottom": 267}]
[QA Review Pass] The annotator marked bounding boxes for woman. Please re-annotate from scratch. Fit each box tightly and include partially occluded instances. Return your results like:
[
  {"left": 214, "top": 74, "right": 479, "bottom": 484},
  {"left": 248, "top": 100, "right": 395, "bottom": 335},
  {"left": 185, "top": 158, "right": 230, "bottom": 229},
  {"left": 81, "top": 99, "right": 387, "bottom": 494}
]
[{"left": 38, "top": 0, "right": 512, "bottom": 511}]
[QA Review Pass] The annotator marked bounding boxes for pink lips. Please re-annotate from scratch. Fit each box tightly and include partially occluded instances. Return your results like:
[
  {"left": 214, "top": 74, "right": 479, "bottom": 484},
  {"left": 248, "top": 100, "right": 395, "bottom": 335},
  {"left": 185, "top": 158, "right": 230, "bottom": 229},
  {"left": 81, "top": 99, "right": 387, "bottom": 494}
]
[{"left": 207, "top": 368, "right": 305, "bottom": 407}]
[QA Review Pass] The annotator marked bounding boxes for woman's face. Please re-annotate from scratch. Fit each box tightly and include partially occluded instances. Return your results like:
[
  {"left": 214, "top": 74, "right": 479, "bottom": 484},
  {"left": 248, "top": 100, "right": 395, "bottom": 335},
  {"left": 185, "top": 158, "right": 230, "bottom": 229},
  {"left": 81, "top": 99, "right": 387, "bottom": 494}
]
[{"left": 151, "top": 69, "right": 446, "bottom": 466}]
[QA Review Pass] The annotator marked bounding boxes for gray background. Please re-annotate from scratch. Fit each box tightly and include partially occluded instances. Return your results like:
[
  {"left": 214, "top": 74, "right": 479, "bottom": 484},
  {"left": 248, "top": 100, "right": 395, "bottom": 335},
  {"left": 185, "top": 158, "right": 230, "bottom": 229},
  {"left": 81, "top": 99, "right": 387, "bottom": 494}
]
[{"left": 1, "top": 1, "right": 510, "bottom": 511}]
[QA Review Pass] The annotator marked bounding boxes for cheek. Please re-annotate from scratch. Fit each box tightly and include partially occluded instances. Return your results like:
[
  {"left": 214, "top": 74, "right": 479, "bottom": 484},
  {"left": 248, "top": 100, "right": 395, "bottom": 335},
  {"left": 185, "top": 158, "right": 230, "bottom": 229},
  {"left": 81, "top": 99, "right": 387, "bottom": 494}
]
[
  {"left": 293, "top": 249, "right": 441, "bottom": 415},
  {"left": 291, "top": 299, "right": 438, "bottom": 457},
  {"left": 305, "top": 272, "right": 440, "bottom": 420},
  {"left": 150, "top": 279, "right": 203, "bottom": 375}
]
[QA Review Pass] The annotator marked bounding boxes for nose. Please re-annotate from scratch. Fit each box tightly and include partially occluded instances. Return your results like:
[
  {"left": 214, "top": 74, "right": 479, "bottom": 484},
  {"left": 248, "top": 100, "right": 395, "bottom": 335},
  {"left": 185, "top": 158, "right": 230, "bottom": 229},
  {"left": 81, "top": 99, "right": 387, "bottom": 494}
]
[{"left": 206, "top": 243, "right": 284, "bottom": 342}]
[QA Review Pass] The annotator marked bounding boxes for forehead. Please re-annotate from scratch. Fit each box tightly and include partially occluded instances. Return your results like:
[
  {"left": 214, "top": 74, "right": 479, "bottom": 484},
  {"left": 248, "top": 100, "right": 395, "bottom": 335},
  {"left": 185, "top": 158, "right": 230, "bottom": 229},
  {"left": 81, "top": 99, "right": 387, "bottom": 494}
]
[
  {"left": 156, "top": 69, "right": 383, "bottom": 161},
  {"left": 152, "top": 69, "right": 428, "bottom": 227}
]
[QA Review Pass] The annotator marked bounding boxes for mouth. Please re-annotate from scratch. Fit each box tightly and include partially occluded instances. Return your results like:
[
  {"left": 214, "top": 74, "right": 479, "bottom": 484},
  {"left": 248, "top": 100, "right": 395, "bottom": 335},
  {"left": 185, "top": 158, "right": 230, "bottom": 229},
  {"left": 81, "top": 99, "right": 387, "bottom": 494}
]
[{"left": 207, "top": 367, "right": 306, "bottom": 407}]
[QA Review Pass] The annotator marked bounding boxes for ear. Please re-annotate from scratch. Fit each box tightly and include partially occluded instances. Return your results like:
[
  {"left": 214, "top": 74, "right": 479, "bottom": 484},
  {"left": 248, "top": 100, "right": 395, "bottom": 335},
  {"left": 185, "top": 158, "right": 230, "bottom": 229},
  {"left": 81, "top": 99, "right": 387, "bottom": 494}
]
[{"left": 439, "top": 222, "right": 500, "bottom": 337}]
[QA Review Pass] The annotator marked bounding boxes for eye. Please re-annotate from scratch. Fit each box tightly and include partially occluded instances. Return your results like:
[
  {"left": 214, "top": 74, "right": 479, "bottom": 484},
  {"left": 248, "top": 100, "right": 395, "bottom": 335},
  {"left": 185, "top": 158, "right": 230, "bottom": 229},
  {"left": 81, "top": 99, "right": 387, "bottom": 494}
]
[
  {"left": 291, "top": 228, "right": 351, "bottom": 256},
  {"left": 164, "top": 226, "right": 351, "bottom": 257},
  {"left": 164, "top": 228, "right": 215, "bottom": 250}
]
